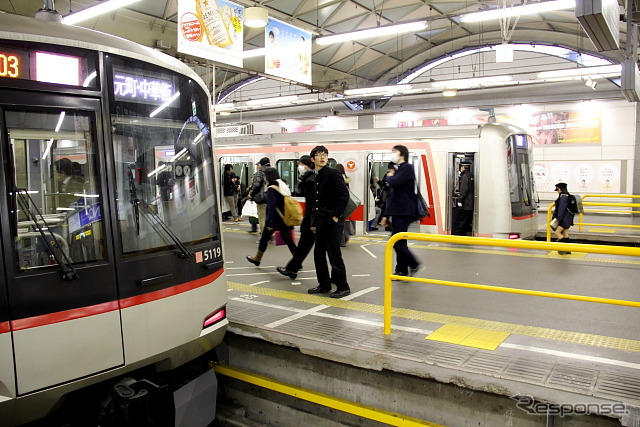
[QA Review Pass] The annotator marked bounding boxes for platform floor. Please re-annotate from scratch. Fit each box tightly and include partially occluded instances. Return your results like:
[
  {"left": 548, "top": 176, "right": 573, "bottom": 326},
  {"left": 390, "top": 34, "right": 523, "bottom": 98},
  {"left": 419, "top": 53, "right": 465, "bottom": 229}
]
[{"left": 221, "top": 219, "right": 640, "bottom": 424}]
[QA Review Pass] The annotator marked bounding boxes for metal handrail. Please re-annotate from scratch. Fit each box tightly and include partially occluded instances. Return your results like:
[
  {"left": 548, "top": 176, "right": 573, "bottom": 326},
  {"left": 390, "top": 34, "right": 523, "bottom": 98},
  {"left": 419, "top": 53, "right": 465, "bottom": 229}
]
[
  {"left": 383, "top": 233, "right": 640, "bottom": 335},
  {"left": 578, "top": 194, "right": 640, "bottom": 232},
  {"left": 546, "top": 195, "right": 640, "bottom": 239}
]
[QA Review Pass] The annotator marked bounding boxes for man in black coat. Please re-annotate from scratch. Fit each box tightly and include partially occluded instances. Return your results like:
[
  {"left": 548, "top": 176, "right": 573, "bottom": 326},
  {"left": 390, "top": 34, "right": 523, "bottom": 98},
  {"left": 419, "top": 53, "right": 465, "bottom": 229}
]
[
  {"left": 454, "top": 164, "right": 474, "bottom": 235},
  {"left": 307, "top": 146, "right": 351, "bottom": 298}
]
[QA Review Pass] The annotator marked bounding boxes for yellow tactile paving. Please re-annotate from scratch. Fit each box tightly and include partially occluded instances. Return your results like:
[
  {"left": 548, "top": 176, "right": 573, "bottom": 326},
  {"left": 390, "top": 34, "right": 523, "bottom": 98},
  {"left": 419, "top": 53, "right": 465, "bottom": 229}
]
[
  {"left": 426, "top": 324, "right": 510, "bottom": 350},
  {"left": 228, "top": 281, "right": 640, "bottom": 353}
]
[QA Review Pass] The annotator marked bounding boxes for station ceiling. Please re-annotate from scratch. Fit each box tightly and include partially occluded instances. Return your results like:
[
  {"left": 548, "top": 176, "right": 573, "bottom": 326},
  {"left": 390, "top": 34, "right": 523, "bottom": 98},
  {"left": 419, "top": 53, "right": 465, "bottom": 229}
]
[{"left": 0, "top": 0, "right": 632, "bottom": 103}]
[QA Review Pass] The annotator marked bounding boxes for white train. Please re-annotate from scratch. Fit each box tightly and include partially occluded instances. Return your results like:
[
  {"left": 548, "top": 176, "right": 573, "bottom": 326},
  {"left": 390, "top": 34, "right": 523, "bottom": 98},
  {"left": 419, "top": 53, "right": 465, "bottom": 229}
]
[
  {"left": 0, "top": 13, "right": 226, "bottom": 426},
  {"left": 216, "top": 122, "right": 539, "bottom": 239}
]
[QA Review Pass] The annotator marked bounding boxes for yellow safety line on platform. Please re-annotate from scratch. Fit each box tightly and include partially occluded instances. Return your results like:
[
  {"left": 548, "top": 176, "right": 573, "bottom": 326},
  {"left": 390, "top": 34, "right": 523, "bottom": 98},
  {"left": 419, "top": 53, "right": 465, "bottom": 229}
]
[
  {"left": 426, "top": 324, "right": 511, "bottom": 350},
  {"left": 213, "top": 363, "right": 444, "bottom": 427},
  {"left": 228, "top": 282, "right": 640, "bottom": 353}
]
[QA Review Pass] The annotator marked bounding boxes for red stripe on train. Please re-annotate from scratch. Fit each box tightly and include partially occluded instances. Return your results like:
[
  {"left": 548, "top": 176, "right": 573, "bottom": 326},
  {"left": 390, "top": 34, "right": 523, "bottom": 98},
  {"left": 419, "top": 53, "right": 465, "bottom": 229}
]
[
  {"left": 0, "top": 321, "right": 10, "bottom": 334},
  {"left": 119, "top": 269, "right": 224, "bottom": 308},
  {"left": 6, "top": 270, "right": 224, "bottom": 332},
  {"left": 513, "top": 213, "right": 537, "bottom": 220}
]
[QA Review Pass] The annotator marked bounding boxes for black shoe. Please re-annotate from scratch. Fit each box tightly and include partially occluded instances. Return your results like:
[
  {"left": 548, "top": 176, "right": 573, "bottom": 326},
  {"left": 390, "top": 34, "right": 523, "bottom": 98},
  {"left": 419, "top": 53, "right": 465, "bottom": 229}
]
[
  {"left": 558, "top": 251, "right": 571, "bottom": 255},
  {"left": 331, "top": 289, "right": 350, "bottom": 298},
  {"left": 409, "top": 265, "right": 422, "bottom": 276},
  {"left": 246, "top": 255, "right": 260, "bottom": 266},
  {"left": 308, "top": 285, "right": 331, "bottom": 294},
  {"left": 370, "top": 226, "right": 379, "bottom": 231},
  {"left": 276, "top": 266, "right": 297, "bottom": 280}
]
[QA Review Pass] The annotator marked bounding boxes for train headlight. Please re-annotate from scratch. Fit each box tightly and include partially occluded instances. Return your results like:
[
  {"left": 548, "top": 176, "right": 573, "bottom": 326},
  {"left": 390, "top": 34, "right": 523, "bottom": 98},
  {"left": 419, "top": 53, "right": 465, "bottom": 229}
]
[{"left": 508, "top": 233, "right": 520, "bottom": 240}]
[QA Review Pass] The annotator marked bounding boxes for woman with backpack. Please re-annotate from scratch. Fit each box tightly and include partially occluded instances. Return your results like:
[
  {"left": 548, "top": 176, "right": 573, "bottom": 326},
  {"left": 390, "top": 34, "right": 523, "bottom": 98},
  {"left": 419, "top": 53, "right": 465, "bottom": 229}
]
[
  {"left": 247, "top": 168, "right": 297, "bottom": 266},
  {"left": 551, "top": 182, "right": 575, "bottom": 255}
]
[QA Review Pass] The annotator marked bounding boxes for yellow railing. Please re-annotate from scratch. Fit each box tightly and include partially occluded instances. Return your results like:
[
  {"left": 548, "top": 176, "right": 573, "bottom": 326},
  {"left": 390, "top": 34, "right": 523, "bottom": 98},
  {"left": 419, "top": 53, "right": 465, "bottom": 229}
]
[
  {"left": 383, "top": 233, "right": 640, "bottom": 335},
  {"left": 546, "top": 194, "right": 640, "bottom": 240}
]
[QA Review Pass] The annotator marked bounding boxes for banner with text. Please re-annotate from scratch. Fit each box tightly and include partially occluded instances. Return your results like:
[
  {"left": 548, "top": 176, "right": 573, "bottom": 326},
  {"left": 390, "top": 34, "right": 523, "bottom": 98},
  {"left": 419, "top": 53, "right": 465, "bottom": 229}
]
[
  {"left": 178, "top": 0, "right": 243, "bottom": 67},
  {"left": 265, "top": 18, "right": 311, "bottom": 85}
]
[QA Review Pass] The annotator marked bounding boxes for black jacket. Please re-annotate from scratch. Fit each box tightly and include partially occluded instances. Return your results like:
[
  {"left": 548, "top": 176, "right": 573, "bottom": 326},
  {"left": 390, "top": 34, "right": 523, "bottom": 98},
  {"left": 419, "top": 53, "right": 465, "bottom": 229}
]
[
  {"left": 384, "top": 162, "right": 417, "bottom": 217},
  {"left": 553, "top": 192, "right": 574, "bottom": 229},
  {"left": 223, "top": 172, "right": 238, "bottom": 196},
  {"left": 311, "top": 166, "right": 349, "bottom": 226},
  {"left": 298, "top": 169, "right": 316, "bottom": 216},
  {"left": 458, "top": 170, "right": 474, "bottom": 211},
  {"left": 249, "top": 167, "right": 269, "bottom": 203}
]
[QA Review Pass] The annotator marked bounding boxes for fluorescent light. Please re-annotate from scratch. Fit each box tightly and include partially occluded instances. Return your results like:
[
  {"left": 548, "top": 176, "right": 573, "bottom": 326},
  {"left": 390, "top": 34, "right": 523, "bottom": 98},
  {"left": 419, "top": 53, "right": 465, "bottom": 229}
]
[
  {"left": 316, "top": 21, "right": 428, "bottom": 45},
  {"left": 42, "top": 138, "right": 54, "bottom": 160},
  {"left": 219, "top": 111, "right": 231, "bottom": 116},
  {"left": 344, "top": 84, "right": 412, "bottom": 96},
  {"left": 431, "top": 75, "right": 512, "bottom": 88},
  {"left": 214, "top": 102, "right": 235, "bottom": 111},
  {"left": 170, "top": 148, "right": 188, "bottom": 162},
  {"left": 73, "top": 193, "right": 99, "bottom": 198},
  {"left": 246, "top": 95, "right": 299, "bottom": 106},
  {"left": 147, "top": 164, "right": 167, "bottom": 178},
  {"left": 442, "top": 89, "right": 457, "bottom": 97},
  {"left": 54, "top": 111, "right": 66, "bottom": 132},
  {"left": 537, "top": 64, "right": 621, "bottom": 78},
  {"left": 62, "top": 0, "right": 142, "bottom": 25},
  {"left": 149, "top": 91, "right": 180, "bottom": 118},
  {"left": 460, "top": 0, "right": 575, "bottom": 22}
]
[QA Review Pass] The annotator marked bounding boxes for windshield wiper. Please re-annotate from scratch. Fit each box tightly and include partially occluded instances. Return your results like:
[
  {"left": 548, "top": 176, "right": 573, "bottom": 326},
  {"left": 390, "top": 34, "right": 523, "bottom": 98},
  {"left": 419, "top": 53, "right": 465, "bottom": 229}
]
[
  {"left": 15, "top": 188, "right": 78, "bottom": 280},
  {"left": 137, "top": 199, "right": 192, "bottom": 259}
]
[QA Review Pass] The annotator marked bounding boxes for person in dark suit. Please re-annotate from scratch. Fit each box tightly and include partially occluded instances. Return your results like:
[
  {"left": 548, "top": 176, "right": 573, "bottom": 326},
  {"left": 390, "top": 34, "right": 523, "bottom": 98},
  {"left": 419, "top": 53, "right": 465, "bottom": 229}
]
[
  {"left": 54, "top": 157, "right": 85, "bottom": 209},
  {"left": 552, "top": 182, "right": 575, "bottom": 255},
  {"left": 276, "top": 155, "right": 315, "bottom": 279},
  {"left": 380, "top": 145, "right": 421, "bottom": 278},
  {"left": 454, "top": 164, "right": 474, "bottom": 235},
  {"left": 307, "top": 146, "right": 351, "bottom": 298}
]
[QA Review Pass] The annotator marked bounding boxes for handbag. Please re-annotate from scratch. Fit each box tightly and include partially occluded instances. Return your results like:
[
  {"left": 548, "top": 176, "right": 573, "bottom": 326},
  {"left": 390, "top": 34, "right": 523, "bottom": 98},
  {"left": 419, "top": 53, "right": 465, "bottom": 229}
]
[
  {"left": 415, "top": 191, "right": 430, "bottom": 221},
  {"left": 275, "top": 229, "right": 296, "bottom": 246},
  {"left": 241, "top": 200, "right": 258, "bottom": 218},
  {"left": 344, "top": 189, "right": 361, "bottom": 219}
]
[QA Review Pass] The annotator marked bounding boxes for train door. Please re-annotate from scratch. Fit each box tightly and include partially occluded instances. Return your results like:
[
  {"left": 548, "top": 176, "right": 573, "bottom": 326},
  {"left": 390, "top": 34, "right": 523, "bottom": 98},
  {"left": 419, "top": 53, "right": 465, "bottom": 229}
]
[
  {"left": 276, "top": 158, "right": 297, "bottom": 195},
  {"left": 0, "top": 92, "right": 122, "bottom": 394},
  {"left": 219, "top": 156, "right": 252, "bottom": 215},
  {"left": 448, "top": 153, "right": 476, "bottom": 235},
  {"left": 367, "top": 155, "right": 391, "bottom": 234}
]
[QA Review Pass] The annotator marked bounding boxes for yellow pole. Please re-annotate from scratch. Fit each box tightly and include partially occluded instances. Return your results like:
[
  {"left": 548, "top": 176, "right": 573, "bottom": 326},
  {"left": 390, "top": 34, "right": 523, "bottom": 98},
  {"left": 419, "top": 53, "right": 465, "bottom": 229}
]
[
  {"left": 547, "top": 202, "right": 555, "bottom": 241},
  {"left": 383, "top": 232, "right": 398, "bottom": 335}
]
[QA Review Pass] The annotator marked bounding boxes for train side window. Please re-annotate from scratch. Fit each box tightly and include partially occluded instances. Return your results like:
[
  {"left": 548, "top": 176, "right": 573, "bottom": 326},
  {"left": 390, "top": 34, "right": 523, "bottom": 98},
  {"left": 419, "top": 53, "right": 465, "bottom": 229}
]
[
  {"left": 107, "top": 55, "right": 218, "bottom": 256},
  {"left": 5, "top": 109, "right": 106, "bottom": 270},
  {"left": 276, "top": 159, "right": 297, "bottom": 194}
]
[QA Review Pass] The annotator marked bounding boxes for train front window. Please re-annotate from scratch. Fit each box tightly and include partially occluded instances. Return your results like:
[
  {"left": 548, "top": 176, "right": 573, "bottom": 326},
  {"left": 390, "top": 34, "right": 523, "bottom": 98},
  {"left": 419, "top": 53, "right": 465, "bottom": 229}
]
[
  {"left": 107, "top": 56, "right": 218, "bottom": 255},
  {"left": 5, "top": 109, "right": 105, "bottom": 270},
  {"left": 506, "top": 134, "right": 535, "bottom": 215}
]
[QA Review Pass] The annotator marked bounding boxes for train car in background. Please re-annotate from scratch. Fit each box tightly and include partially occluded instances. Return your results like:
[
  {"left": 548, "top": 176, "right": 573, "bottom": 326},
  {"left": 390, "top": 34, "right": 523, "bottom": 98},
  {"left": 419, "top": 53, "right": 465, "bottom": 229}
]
[
  {"left": 216, "top": 122, "right": 539, "bottom": 239},
  {"left": 0, "top": 13, "right": 226, "bottom": 426}
]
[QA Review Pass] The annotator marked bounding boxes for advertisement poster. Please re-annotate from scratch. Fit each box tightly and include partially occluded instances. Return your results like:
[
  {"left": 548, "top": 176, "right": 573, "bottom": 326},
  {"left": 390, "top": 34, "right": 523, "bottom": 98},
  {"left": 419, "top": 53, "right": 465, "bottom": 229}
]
[
  {"left": 396, "top": 110, "right": 602, "bottom": 145},
  {"left": 178, "top": 0, "right": 243, "bottom": 67},
  {"left": 533, "top": 160, "right": 621, "bottom": 194},
  {"left": 265, "top": 18, "right": 312, "bottom": 85}
]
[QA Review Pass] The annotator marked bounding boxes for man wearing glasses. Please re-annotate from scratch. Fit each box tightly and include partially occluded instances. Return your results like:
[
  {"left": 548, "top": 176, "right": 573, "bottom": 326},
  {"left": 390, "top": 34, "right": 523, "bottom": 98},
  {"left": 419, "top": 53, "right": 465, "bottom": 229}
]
[{"left": 307, "top": 146, "right": 351, "bottom": 298}]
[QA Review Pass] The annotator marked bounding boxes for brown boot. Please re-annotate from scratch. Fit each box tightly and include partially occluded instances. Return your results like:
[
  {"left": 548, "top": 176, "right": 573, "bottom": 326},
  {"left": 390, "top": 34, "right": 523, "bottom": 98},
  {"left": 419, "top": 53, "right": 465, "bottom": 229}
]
[{"left": 247, "top": 251, "right": 264, "bottom": 266}]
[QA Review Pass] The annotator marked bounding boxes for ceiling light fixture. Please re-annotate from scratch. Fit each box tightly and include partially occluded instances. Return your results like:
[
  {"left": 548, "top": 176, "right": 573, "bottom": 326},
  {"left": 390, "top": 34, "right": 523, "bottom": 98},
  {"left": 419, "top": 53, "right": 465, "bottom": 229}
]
[
  {"left": 460, "top": 0, "right": 575, "bottom": 23},
  {"left": 62, "top": 0, "right": 142, "bottom": 25},
  {"left": 344, "top": 84, "right": 413, "bottom": 96},
  {"left": 244, "top": 7, "right": 269, "bottom": 28},
  {"left": 214, "top": 102, "right": 235, "bottom": 111},
  {"left": 431, "top": 76, "right": 513, "bottom": 88},
  {"left": 536, "top": 64, "right": 621, "bottom": 78},
  {"left": 246, "top": 95, "right": 299, "bottom": 106},
  {"left": 316, "top": 21, "right": 428, "bottom": 46},
  {"left": 442, "top": 89, "right": 457, "bottom": 97}
]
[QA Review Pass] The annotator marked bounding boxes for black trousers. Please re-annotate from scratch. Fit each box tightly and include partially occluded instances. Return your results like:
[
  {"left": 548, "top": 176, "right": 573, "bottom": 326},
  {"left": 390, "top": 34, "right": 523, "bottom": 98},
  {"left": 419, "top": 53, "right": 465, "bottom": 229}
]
[
  {"left": 258, "top": 226, "right": 296, "bottom": 255},
  {"left": 390, "top": 215, "right": 420, "bottom": 275},
  {"left": 313, "top": 218, "right": 349, "bottom": 290},
  {"left": 285, "top": 215, "right": 315, "bottom": 272},
  {"left": 455, "top": 209, "right": 473, "bottom": 235}
]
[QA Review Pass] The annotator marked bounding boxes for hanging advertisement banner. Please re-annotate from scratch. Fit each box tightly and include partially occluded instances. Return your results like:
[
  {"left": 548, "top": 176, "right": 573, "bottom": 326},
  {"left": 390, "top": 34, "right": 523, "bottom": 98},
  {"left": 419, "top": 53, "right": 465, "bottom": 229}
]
[
  {"left": 264, "top": 18, "right": 312, "bottom": 85},
  {"left": 177, "top": 0, "right": 243, "bottom": 67}
]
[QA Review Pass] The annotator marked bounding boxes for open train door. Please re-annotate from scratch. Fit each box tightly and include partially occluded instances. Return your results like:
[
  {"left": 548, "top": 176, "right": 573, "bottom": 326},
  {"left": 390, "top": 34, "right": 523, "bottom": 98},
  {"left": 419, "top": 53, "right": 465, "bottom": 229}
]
[
  {"left": 448, "top": 153, "right": 476, "bottom": 236},
  {"left": 0, "top": 93, "right": 123, "bottom": 395}
]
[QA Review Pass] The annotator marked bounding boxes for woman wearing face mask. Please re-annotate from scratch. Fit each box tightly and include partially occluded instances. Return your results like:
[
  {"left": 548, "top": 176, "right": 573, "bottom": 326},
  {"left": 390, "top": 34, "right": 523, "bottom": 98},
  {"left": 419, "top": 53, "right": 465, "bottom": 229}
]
[
  {"left": 380, "top": 145, "right": 422, "bottom": 279},
  {"left": 276, "top": 155, "right": 316, "bottom": 279}
]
